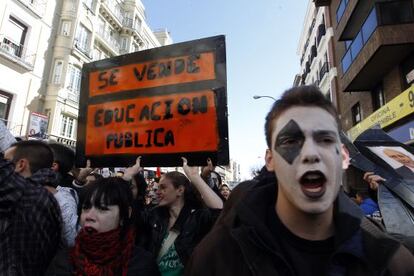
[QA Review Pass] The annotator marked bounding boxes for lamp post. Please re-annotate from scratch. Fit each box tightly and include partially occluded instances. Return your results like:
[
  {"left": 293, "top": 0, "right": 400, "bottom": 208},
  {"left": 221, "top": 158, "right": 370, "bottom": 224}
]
[{"left": 253, "top": 95, "right": 276, "bottom": 101}]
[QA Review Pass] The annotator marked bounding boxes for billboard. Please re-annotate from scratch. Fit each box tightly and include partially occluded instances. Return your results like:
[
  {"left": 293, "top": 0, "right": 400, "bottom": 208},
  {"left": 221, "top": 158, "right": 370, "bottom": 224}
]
[{"left": 76, "top": 35, "right": 229, "bottom": 168}]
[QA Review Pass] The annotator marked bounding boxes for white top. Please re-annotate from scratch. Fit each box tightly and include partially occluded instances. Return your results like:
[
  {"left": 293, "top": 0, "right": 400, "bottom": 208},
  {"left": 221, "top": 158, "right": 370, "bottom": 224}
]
[{"left": 54, "top": 186, "right": 79, "bottom": 247}]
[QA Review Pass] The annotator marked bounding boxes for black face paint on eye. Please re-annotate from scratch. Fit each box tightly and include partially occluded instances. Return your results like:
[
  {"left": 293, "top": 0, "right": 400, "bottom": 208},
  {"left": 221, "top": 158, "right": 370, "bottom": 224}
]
[
  {"left": 274, "top": 120, "right": 305, "bottom": 164},
  {"left": 336, "top": 147, "right": 340, "bottom": 155}
]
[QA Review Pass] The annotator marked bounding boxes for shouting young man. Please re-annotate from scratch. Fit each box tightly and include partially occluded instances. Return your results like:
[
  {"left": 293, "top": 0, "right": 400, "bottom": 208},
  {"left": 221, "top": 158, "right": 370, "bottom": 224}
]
[{"left": 186, "top": 86, "right": 414, "bottom": 275}]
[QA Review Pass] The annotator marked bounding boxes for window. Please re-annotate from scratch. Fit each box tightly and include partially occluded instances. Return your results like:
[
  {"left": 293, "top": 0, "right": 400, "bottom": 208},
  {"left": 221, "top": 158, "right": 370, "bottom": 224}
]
[
  {"left": 66, "top": 65, "right": 82, "bottom": 93},
  {"left": 121, "top": 37, "right": 128, "bottom": 50},
  {"left": 92, "top": 47, "right": 102, "bottom": 61},
  {"left": 377, "top": 0, "right": 414, "bottom": 25},
  {"left": 60, "top": 114, "right": 76, "bottom": 138},
  {"left": 98, "top": 16, "right": 105, "bottom": 34},
  {"left": 61, "top": 21, "right": 71, "bottom": 36},
  {"left": 2, "top": 16, "right": 28, "bottom": 57},
  {"left": 371, "top": 83, "right": 385, "bottom": 111},
  {"left": 351, "top": 103, "right": 362, "bottom": 125},
  {"left": 52, "top": 60, "right": 64, "bottom": 84},
  {"left": 0, "top": 91, "right": 12, "bottom": 122},
  {"left": 336, "top": 0, "right": 348, "bottom": 23},
  {"left": 74, "top": 24, "right": 91, "bottom": 53}
]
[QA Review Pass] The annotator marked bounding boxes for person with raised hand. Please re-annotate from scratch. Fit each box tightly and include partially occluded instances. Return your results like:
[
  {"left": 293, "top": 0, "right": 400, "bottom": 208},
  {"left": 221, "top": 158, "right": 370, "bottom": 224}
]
[{"left": 129, "top": 156, "right": 222, "bottom": 276}]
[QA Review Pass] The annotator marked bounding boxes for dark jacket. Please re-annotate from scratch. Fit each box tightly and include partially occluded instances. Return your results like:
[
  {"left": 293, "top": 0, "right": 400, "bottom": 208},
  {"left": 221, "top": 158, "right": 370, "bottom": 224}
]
[
  {"left": 186, "top": 177, "right": 414, "bottom": 276},
  {"left": 45, "top": 246, "right": 160, "bottom": 276},
  {"left": 0, "top": 158, "right": 62, "bottom": 276},
  {"left": 139, "top": 204, "right": 220, "bottom": 266}
]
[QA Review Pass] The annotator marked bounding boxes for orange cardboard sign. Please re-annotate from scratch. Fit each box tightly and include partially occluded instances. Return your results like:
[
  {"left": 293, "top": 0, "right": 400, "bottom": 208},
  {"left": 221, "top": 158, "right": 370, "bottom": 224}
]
[
  {"left": 76, "top": 35, "right": 228, "bottom": 167},
  {"left": 89, "top": 52, "right": 216, "bottom": 97},
  {"left": 85, "top": 90, "right": 218, "bottom": 156}
]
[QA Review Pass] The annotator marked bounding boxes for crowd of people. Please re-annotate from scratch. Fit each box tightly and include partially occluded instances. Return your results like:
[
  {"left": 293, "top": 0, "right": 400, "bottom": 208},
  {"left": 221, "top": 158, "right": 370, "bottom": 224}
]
[{"left": 1, "top": 85, "right": 414, "bottom": 275}]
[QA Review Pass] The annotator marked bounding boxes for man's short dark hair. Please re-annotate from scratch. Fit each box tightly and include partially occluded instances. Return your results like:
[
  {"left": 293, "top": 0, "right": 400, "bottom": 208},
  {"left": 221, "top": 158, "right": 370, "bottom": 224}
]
[
  {"left": 264, "top": 85, "right": 341, "bottom": 148},
  {"left": 12, "top": 140, "right": 54, "bottom": 174},
  {"left": 48, "top": 143, "right": 75, "bottom": 174}
]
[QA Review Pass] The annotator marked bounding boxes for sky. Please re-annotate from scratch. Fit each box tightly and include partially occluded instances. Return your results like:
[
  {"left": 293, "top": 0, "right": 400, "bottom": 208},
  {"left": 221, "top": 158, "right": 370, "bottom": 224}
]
[{"left": 142, "top": 0, "right": 308, "bottom": 180}]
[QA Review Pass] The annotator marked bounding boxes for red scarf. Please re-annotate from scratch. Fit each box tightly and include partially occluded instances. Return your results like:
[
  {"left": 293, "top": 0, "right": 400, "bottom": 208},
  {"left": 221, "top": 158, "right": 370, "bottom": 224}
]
[{"left": 70, "top": 227, "right": 135, "bottom": 276}]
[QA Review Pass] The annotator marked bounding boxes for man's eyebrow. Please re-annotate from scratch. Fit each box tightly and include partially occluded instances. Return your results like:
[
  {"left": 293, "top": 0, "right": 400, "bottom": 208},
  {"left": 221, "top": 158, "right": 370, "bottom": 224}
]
[{"left": 313, "top": 130, "right": 337, "bottom": 136}]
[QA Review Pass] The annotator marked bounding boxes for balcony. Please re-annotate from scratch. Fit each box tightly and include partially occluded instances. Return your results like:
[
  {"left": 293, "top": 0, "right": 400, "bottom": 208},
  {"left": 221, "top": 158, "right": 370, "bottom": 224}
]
[
  {"left": 122, "top": 17, "right": 143, "bottom": 42},
  {"left": 336, "top": 0, "right": 375, "bottom": 41},
  {"left": 0, "top": 37, "right": 35, "bottom": 70},
  {"left": 73, "top": 39, "right": 93, "bottom": 59},
  {"left": 100, "top": 0, "right": 125, "bottom": 29},
  {"left": 96, "top": 28, "right": 120, "bottom": 54},
  {"left": 340, "top": 2, "right": 414, "bottom": 92},
  {"left": 17, "top": 0, "right": 47, "bottom": 18},
  {"left": 314, "top": 0, "right": 331, "bottom": 7},
  {"left": 67, "top": 91, "right": 79, "bottom": 103},
  {"left": 48, "top": 133, "right": 76, "bottom": 148}
]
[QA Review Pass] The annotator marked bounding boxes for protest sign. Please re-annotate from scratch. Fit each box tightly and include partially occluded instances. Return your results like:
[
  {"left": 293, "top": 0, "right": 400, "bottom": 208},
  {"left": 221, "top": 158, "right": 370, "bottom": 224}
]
[
  {"left": 76, "top": 35, "right": 228, "bottom": 167},
  {"left": 352, "top": 128, "right": 414, "bottom": 236}
]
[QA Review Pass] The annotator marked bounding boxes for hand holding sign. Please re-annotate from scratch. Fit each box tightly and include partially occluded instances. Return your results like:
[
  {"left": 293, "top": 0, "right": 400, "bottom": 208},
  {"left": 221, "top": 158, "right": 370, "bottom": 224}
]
[
  {"left": 182, "top": 157, "right": 200, "bottom": 180},
  {"left": 123, "top": 156, "right": 142, "bottom": 181},
  {"left": 363, "top": 172, "right": 386, "bottom": 191},
  {"left": 77, "top": 159, "right": 94, "bottom": 183}
]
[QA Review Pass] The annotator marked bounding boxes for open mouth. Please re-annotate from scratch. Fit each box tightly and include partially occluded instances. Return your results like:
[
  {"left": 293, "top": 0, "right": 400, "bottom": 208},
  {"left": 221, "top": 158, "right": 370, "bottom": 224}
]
[
  {"left": 84, "top": 226, "right": 97, "bottom": 234},
  {"left": 299, "top": 171, "right": 327, "bottom": 199}
]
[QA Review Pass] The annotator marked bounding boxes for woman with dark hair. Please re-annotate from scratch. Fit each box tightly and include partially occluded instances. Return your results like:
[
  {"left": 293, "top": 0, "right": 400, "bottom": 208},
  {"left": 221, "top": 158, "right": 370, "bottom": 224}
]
[
  {"left": 46, "top": 177, "right": 160, "bottom": 276},
  {"left": 219, "top": 184, "right": 231, "bottom": 201},
  {"left": 128, "top": 157, "right": 223, "bottom": 276}
]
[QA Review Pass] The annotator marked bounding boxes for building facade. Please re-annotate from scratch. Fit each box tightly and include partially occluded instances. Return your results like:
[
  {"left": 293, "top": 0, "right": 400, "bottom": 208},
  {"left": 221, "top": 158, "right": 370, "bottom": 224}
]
[
  {"left": 296, "top": 1, "right": 339, "bottom": 107},
  {"left": 314, "top": 0, "right": 414, "bottom": 144},
  {"left": 0, "top": 0, "right": 171, "bottom": 144},
  {"left": 0, "top": 0, "right": 54, "bottom": 137}
]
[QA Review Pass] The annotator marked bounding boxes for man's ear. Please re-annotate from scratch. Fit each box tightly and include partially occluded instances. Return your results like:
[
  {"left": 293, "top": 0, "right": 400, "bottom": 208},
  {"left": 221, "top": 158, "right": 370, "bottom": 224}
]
[
  {"left": 15, "top": 158, "right": 29, "bottom": 174},
  {"left": 341, "top": 144, "right": 350, "bottom": 170},
  {"left": 265, "top": 149, "right": 275, "bottom": 172}
]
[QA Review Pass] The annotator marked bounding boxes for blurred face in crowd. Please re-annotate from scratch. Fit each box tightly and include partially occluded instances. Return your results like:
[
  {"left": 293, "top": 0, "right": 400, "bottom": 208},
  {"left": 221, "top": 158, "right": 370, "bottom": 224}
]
[
  {"left": 220, "top": 185, "right": 231, "bottom": 200},
  {"left": 80, "top": 198, "right": 120, "bottom": 233},
  {"left": 156, "top": 175, "right": 184, "bottom": 207},
  {"left": 265, "top": 106, "right": 348, "bottom": 216},
  {"left": 383, "top": 148, "right": 414, "bottom": 168}
]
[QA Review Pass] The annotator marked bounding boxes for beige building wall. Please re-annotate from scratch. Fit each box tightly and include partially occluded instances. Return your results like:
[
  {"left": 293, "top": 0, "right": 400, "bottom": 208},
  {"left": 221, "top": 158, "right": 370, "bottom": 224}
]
[
  {"left": 43, "top": 0, "right": 172, "bottom": 147},
  {"left": 0, "top": 0, "right": 171, "bottom": 143},
  {"left": 0, "top": 0, "right": 56, "bottom": 136}
]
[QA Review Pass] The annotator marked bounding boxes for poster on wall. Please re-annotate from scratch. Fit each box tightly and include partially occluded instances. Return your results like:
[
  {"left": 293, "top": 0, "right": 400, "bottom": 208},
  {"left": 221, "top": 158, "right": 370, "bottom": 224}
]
[
  {"left": 76, "top": 35, "right": 229, "bottom": 168},
  {"left": 27, "top": 112, "right": 48, "bottom": 139}
]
